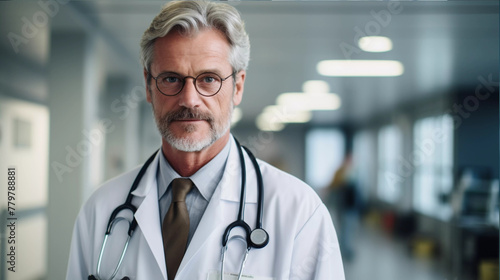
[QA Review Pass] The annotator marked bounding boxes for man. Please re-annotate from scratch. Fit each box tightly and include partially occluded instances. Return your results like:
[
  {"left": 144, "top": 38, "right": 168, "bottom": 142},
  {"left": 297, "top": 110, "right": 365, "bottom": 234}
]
[{"left": 67, "top": 1, "right": 344, "bottom": 279}]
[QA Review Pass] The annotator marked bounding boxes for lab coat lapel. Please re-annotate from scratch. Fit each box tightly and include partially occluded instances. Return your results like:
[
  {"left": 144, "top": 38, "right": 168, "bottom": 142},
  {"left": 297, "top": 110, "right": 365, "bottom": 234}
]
[{"left": 132, "top": 152, "right": 168, "bottom": 279}]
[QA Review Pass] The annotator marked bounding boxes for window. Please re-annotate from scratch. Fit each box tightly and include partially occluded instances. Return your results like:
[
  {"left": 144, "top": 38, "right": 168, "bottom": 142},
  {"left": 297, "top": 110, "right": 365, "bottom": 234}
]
[
  {"left": 413, "top": 115, "right": 454, "bottom": 220},
  {"left": 305, "top": 128, "right": 345, "bottom": 190},
  {"left": 377, "top": 125, "right": 403, "bottom": 203}
]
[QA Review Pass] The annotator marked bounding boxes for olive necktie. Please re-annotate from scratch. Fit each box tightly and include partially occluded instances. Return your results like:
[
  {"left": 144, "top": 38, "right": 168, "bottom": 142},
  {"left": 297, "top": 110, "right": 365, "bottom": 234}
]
[{"left": 162, "top": 178, "right": 193, "bottom": 280}]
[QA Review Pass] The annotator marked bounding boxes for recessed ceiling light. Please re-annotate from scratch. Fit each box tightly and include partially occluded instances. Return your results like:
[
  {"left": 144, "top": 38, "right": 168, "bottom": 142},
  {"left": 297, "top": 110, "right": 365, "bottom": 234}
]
[
  {"left": 302, "top": 80, "right": 330, "bottom": 93},
  {"left": 257, "top": 105, "right": 311, "bottom": 126},
  {"left": 263, "top": 105, "right": 312, "bottom": 123},
  {"left": 256, "top": 118, "right": 284, "bottom": 131},
  {"left": 256, "top": 111, "right": 286, "bottom": 131},
  {"left": 358, "top": 36, "right": 393, "bottom": 52},
  {"left": 317, "top": 60, "right": 404, "bottom": 77},
  {"left": 255, "top": 104, "right": 314, "bottom": 131}
]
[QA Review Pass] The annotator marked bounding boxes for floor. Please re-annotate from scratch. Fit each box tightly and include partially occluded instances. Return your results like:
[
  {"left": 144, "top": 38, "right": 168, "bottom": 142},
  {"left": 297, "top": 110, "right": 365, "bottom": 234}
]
[{"left": 342, "top": 224, "right": 455, "bottom": 280}]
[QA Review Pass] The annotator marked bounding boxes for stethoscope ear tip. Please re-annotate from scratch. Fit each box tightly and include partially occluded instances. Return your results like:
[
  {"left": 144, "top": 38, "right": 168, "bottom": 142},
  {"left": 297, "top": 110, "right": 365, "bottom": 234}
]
[{"left": 250, "top": 228, "right": 269, "bottom": 248}]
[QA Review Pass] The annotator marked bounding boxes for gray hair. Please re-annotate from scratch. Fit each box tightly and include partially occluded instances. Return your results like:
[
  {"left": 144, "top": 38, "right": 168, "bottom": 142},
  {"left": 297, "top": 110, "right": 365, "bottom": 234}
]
[{"left": 140, "top": 0, "right": 250, "bottom": 73}]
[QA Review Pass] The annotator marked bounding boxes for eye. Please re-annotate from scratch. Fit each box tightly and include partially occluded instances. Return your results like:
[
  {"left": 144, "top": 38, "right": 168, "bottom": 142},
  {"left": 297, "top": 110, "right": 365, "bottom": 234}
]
[
  {"left": 161, "top": 76, "right": 180, "bottom": 84},
  {"left": 198, "top": 73, "right": 221, "bottom": 84},
  {"left": 156, "top": 72, "right": 182, "bottom": 85},
  {"left": 203, "top": 76, "right": 215, "bottom": 83}
]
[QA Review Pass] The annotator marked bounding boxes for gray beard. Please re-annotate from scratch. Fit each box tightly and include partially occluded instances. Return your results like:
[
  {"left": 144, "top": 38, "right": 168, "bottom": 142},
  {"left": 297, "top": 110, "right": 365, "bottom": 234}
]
[{"left": 153, "top": 106, "right": 233, "bottom": 152}]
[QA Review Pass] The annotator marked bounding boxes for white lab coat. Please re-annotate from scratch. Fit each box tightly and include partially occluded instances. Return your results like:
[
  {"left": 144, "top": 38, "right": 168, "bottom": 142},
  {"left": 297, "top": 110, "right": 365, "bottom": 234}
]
[{"left": 66, "top": 137, "right": 345, "bottom": 280}]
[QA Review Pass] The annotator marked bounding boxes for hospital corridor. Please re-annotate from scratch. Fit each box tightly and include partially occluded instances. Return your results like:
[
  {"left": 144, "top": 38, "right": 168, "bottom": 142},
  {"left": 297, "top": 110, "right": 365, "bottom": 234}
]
[{"left": 0, "top": 0, "right": 499, "bottom": 279}]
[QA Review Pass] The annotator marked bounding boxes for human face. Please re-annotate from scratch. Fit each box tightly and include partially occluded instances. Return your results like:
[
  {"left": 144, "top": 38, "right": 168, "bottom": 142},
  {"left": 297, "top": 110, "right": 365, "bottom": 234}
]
[{"left": 145, "top": 29, "right": 245, "bottom": 152}]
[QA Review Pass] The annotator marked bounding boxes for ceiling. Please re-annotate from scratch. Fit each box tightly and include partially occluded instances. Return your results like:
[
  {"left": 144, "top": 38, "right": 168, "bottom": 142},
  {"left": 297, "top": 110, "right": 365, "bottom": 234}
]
[{"left": 51, "top": 0, "right": 499, "bottom": 128}]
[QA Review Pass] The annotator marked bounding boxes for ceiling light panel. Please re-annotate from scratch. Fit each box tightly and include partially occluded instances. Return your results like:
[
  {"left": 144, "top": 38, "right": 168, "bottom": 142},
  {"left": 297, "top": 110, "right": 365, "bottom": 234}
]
[
  {"left": 276, "top": 92, "right": 341, "bottom": 111},
  {"left": 317, "top": 60, "right": 404, "bottom": 77},
  {"left": 358, "top": 36, "right": 393, "bottom": 52}
]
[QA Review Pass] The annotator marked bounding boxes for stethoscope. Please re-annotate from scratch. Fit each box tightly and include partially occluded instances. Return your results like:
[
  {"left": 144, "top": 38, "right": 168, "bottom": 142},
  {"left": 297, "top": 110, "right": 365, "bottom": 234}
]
[{"left": 88, "top": 137, "right": 269, "bottom": 280}]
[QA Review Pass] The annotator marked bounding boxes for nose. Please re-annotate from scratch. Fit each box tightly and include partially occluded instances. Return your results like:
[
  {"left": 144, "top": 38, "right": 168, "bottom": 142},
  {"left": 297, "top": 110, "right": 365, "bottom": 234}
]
[{"left": 178, "top": 77, "right": 202, "bottom": 109}]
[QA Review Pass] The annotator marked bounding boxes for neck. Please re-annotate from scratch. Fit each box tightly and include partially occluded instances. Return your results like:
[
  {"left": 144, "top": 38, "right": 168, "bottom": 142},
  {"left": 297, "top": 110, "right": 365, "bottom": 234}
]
[{"left": 161, "top": 132, "right": 230, "bottom": 177}]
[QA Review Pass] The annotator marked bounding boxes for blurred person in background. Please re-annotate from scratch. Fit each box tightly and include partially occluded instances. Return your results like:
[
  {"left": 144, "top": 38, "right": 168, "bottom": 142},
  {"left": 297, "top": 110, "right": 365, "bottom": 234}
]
[{"left": 325, "top": 153, "right": 362, "bottom": 261}]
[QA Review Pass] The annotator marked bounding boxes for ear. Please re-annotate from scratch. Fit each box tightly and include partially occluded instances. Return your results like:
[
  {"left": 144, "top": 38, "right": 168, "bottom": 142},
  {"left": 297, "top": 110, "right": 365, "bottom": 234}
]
[
  {"left": 144, "top": 68, "right": 152, "bottom": 103},
  {"left": 232, "top": 70, "right": 245, "bottom": 106}
]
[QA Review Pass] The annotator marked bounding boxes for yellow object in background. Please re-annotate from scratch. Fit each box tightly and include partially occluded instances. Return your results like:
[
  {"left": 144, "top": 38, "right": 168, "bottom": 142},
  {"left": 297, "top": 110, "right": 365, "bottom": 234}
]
[
  {"left": 479, "top": 259, "right": 499, "bottom": 280},
  {"left": 412, "top": 238, "right": 436, "bottom": 259}
]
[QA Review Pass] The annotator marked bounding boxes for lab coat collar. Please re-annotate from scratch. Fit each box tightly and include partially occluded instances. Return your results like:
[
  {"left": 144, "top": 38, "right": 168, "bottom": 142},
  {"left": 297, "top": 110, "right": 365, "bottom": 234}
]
[
  {"left": 131, "top": 137, "right": 259, "bottom": 203},
  {"left": 130, "top": 150, "right": 160, "bottom": 198}
]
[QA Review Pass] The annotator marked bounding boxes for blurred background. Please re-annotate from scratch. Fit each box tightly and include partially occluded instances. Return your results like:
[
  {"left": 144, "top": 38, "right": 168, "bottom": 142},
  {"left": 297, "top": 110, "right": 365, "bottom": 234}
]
[{"left": 0, "top": 0, "right": 498, "bottom": 279}]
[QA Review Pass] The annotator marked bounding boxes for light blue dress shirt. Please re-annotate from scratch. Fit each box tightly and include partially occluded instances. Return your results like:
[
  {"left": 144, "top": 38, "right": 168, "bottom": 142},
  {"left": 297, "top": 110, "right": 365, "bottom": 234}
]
[{"left": 157, "top": 141, "right": 231, "bottom": 245}]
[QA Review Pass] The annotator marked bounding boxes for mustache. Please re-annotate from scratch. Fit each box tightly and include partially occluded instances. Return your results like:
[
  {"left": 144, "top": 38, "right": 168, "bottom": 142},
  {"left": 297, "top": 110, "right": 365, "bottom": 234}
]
[{"left": 165, "top": 107, "right": 213, "bottom": 124}]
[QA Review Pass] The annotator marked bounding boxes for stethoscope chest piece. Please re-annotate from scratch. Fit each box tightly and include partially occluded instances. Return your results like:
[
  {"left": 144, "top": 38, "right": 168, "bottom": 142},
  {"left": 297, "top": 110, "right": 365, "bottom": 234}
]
[{"left": 250, "top": 228, "right": 269, "bottom": 248}]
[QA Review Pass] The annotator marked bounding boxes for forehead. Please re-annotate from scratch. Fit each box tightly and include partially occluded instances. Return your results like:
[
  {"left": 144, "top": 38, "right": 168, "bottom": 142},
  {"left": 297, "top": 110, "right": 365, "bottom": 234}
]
[{"left": 152, "top": 29, "right": 231, "bottom": 73}]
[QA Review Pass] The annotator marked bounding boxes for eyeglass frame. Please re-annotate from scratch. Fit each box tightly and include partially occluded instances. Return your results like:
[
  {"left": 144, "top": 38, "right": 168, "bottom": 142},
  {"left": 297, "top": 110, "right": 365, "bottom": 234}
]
[{"left": 148, "top": 70, "right": 237, "bottom": 97}]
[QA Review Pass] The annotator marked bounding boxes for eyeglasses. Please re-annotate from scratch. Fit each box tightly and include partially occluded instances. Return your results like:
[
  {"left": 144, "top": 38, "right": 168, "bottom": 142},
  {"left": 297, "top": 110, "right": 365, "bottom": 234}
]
[{"left": 149, "top": 71, "right": 236, "bottom": 97}]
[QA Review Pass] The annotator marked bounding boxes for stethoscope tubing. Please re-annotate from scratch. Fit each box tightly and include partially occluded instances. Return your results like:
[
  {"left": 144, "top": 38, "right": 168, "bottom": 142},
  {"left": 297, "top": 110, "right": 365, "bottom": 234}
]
[
  {"left": 221, "top": 139, "right": 268, "bottom": 249},
  {"left": 96, "top": 220, "right": 131, "bottom": 280},
  {"left": 220, "top": 235, "right": 250, "bottom": 280},
  {"left": 241, "top": 146, "right": 264, "bottom": 230},
  {"left": 90, "top": 150, "right": 157, "bottom": 280},
  {"left": 104, "top": 150, "right": 158, "bottom": 236}
]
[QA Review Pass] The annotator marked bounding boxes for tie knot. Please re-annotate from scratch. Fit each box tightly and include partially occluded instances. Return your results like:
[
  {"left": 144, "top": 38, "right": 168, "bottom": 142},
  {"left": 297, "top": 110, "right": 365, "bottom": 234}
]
[{"left": 171, "top": 178, "right": 193, "bottom": 202}]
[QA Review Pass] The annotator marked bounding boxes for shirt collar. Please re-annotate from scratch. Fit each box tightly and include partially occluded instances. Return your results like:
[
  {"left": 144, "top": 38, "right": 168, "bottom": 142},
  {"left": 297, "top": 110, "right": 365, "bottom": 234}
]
[{"left": 157, "top": 139, "right": 231, "bottom": 202}]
